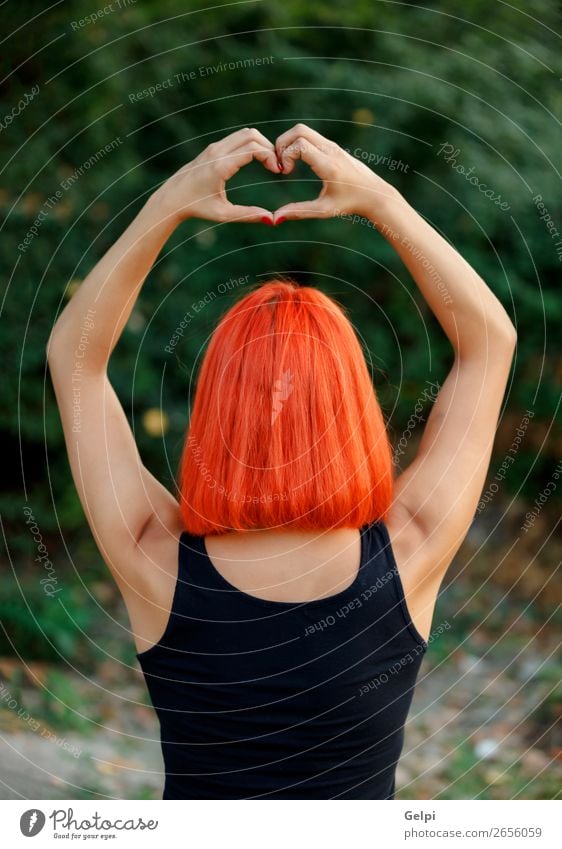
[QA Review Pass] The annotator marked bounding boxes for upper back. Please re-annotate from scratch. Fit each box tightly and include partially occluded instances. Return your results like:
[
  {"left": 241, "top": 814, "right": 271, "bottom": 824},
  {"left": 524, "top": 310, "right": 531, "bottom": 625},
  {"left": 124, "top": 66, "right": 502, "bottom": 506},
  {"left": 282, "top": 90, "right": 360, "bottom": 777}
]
[
  {"left": 131, "top": 519, "right": 428, "bottom": 798},
  {"left": 125, "top": 514, "right": 436, "bottom": 655}
]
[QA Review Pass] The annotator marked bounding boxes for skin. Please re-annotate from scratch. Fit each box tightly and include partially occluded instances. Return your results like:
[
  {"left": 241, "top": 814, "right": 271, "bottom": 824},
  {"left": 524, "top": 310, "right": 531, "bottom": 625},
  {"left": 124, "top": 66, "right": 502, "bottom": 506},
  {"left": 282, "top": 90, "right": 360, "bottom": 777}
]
[{"left": 46, "top": 125, "right": 517, "bottom": 653}]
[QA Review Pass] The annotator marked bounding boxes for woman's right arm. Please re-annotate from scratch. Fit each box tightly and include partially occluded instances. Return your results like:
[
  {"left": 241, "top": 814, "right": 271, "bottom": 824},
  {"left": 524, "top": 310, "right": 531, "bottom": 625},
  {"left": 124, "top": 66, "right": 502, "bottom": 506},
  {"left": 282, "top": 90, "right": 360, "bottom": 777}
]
[
  {"left": 366, "top": 191, "right": 517, "bottom": 584},
  {"left": 273, "top": 124, "right": 517, "bottom": 630}
]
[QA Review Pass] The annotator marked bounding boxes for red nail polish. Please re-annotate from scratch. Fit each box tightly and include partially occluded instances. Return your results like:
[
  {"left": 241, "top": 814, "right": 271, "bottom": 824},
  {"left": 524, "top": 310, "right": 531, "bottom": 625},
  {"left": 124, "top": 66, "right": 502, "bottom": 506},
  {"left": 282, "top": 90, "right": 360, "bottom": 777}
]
[
  {"left": 261, "top": 216, "right": 274, "bottom": 226},
  {"left": 275, "top": 216, "right": 286, "bottom": 225}
]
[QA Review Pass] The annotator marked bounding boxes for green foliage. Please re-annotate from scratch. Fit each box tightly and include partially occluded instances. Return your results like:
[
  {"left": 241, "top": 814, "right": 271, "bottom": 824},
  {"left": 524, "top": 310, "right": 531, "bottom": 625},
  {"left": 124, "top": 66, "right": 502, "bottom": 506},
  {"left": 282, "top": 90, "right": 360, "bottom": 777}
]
[
  {"left": 39, "top": 667, "right": 102, "bottom": 733},
  {"left": 2, "top": 0, "right": 559, "bottom": 541},
  {"left": 1, "top": 0, "right": 559, "bottom": 616},
  {"left": 0, "top": 576, "right": 98, "bottom": 665},
  {"left": 433, "top": 737, "right": 560, "bottom": 801}
]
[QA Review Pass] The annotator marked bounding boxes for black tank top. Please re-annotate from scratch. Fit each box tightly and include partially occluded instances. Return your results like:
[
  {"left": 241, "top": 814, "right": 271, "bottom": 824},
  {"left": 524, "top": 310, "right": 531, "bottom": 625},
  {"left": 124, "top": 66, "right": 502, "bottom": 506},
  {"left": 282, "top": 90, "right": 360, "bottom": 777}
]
[{"left": 136, "top": 520, "right": 428, "bottom": 799}]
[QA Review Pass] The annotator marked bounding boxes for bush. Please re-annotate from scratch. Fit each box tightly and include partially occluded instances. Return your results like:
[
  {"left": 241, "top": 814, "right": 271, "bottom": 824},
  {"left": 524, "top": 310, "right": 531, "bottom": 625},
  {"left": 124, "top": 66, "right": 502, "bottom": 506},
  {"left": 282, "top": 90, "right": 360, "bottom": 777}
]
[{"left": 2, "top": 0, "right": 559, "bottom": 570}]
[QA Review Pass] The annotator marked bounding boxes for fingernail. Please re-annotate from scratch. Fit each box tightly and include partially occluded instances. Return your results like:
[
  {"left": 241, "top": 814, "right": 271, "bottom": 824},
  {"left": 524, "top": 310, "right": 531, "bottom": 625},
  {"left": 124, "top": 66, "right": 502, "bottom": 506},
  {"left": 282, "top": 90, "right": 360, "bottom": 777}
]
[
  {"left": 278, "top": 160, "right": 284, "bottom": 172},
  {"left": 275, "top": 216, "right": 286, "bottom": 225},
  {"left": 261, "top": 216, "right": 274, "bottom": 226}
]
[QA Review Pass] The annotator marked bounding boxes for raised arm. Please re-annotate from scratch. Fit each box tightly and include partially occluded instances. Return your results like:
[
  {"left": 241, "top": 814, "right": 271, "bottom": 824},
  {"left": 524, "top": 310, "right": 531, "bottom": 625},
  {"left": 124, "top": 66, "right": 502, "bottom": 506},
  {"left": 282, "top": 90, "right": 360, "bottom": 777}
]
[
  {"left": 46, "top": 129, "right": 280, "bottom": 597},
  {"left": 366, "top": 191, "right": 516, "bottom": 632},
  {"left": 273, "top": 124, "right": 516, "bottom": 637}
]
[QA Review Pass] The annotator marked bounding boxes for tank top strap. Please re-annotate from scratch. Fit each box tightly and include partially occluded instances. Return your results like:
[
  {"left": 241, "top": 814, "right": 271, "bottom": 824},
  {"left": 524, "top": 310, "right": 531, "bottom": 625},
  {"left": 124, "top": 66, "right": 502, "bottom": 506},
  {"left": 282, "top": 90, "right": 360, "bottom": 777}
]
[
  {"left": 177, "top": 521, "right": 417, "bottom": 622},
  {"left": 352, "top": 519, "right": 404, "bottom": 605},
  {"left": 177, "top": 528, "right": 208, "bottom": 587},
  {"left": 167, "top": 530, "right": 197, "bottom": 613},
  {"left": 358, "top": 519, "right": 398, "bottom": 582},
  {"left": 134, "top": 531, "right": 199, "bottom": 660},
  {"left": 362, "top": 518, "right": 428, "bottom": 648},
  {"left": 183, "top": 524, "right": 390, "bottom": 596},
  {"left": 177, "top": 528, "right": 237, "bottom": 596},
  {"left": 180, "top": 523, "right": 396, "bottom": 591}
]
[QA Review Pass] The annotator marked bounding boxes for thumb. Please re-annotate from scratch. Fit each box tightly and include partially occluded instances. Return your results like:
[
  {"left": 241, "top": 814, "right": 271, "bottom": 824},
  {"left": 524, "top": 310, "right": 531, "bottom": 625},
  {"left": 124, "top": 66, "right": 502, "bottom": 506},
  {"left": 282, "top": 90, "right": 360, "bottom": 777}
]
[
  {"left": 224, "top": 203, "right": 274, "bottom": 224},
  {"left": 273, "top": 199, "right": 334, "bottom": 224}
]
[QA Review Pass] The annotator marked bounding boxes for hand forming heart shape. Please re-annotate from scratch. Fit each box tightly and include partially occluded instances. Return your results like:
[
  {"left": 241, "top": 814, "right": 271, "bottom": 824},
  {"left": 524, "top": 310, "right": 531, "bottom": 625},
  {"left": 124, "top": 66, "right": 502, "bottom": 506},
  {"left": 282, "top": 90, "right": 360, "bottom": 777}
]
[{"left": 156, "top": 124, "right": 397, "bottom": 227}]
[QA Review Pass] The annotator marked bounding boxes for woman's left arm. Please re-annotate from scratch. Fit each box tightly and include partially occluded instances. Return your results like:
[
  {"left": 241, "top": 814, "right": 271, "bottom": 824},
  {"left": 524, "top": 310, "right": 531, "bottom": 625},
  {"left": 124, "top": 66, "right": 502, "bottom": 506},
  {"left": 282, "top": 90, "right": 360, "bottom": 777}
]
[{"left": 46, "top": 128, "right": 279, "bottom": 587}]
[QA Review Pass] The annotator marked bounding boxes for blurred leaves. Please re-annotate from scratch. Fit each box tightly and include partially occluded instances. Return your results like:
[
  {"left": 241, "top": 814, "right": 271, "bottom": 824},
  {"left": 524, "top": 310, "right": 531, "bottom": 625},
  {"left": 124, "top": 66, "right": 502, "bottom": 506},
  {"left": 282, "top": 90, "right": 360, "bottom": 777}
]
[{"left": 0, "top": 0, "right": 559, "bottom": 645}]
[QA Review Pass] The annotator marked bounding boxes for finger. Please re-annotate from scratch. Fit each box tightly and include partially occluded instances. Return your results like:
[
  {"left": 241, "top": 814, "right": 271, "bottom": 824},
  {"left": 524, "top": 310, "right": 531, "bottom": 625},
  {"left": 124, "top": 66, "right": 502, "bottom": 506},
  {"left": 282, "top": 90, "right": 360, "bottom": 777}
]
[
  {"left": 229, "top": 140, "right": 281, "bottom": 175},
  {"left": 276, "top": 136, "right": 334, "bottom": 177},
  {"left": 276, "top": 122, "right": 333, "bottom": 150},
  {"left": 212, "top": 127, "right": 275, "bottom": 156},
  {"left": 272, "top": 199, "right": 334, "bottom": 224},
  {"left": 223, "top": 202, "right": 274, "bottom": 224},
  {"left": 210, "top": 141, "right": 280, "bottom": 181},
  {"left": 275, "top": 123, "right": 337, "bottom": 170}
]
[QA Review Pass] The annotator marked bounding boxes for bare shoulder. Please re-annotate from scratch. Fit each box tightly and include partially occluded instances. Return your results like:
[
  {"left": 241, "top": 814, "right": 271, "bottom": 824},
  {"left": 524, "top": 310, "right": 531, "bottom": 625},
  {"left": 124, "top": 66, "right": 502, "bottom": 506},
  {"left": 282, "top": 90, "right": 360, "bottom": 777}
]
[{"left": 118, "top": 515, "right": 186, "bottom": 655}]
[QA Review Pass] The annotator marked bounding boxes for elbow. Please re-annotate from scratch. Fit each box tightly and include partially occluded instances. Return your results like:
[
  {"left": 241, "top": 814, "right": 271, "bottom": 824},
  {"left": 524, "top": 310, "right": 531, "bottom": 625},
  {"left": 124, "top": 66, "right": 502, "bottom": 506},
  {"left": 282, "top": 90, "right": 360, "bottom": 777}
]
[
  {"left": 46, "top": 323, "right": 76, "bottom": 372},
  {"left": 46, "top": 327, "right": 66, "bottom": 364},
  {"left": 46, "top": 325, "right": 107, "bottom": 376},
  {"left": 497, "top": 318, "right": 517, "bottom": 351},
  {"left": 456, "top": 315, "right": 517, "bottom": 365},
  {"left": 486, "top": 303, "right": 517, "bottom": 352},
  {"left": 45, "top": 331, "right": 57, "bottom": 363},
  {"left": 46, "top": 305, "right": 77, "bottom": 359},
  {"left": 493, "top": 297, "right": 517, "bottom": 348},
  {"left": 487, "top": 319, "right": 517, "bottom": 366}
]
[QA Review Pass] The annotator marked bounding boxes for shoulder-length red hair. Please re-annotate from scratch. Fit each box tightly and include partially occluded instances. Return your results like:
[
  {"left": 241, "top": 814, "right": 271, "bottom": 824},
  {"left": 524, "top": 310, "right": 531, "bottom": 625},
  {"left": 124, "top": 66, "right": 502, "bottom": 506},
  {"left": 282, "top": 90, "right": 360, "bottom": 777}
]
[{"left": 178, "top": 279, "right": 394, "bottom": 535}]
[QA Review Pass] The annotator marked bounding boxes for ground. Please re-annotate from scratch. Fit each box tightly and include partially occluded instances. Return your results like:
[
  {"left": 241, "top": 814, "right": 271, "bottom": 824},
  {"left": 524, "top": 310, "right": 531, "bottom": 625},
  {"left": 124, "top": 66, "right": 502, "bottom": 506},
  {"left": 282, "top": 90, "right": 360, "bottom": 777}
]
[{"left": 1, "top": 515, "right": 560, "bottom": 799}]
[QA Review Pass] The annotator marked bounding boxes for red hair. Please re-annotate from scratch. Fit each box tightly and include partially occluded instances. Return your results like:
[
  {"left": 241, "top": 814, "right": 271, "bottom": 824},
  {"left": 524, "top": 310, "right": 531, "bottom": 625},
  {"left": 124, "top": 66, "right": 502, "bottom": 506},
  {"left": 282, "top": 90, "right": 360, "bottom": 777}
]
[{"left": 178, "top": 279, "right": 394, "bottom": 535}]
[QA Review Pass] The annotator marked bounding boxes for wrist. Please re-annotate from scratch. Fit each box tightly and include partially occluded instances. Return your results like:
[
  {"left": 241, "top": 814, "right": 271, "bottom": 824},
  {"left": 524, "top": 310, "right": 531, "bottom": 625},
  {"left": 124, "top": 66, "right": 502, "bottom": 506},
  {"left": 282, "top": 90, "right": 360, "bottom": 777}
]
[
  {"left": 355, "top": 183, "right": 405, "bottom": 219},
  {"left": 358, "top": 186, "right": 413, "bottom": 237},
  {"left": 146, "top": 185, "right": 192, "bottom": 229}
]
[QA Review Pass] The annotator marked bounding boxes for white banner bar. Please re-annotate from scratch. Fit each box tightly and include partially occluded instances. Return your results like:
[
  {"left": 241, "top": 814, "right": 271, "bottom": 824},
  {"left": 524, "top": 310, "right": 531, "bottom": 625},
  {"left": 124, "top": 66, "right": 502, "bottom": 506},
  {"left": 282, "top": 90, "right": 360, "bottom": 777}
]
[{"left": 1, "top": 799, "right": 559, "bottom": 848}]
